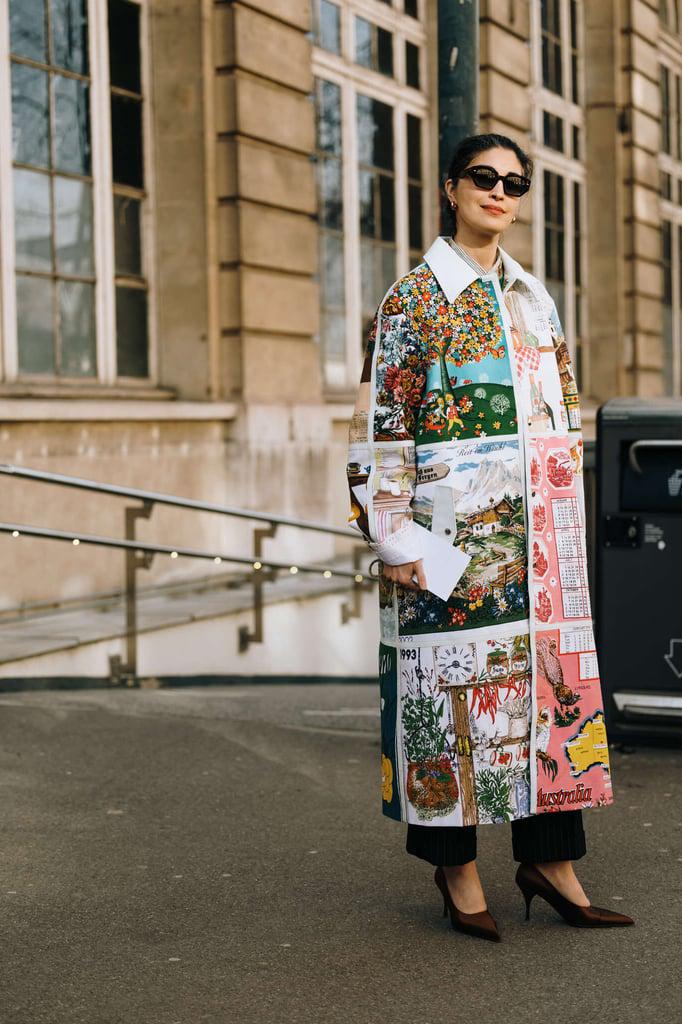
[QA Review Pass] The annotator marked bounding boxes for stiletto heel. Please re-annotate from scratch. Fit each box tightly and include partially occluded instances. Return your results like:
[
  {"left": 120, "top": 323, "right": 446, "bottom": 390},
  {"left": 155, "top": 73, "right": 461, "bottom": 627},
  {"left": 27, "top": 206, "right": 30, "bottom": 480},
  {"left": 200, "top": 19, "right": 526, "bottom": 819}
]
[
  {"left": 514, "top": 863, "right": 634, "bottom": 928},
  {"left": 520, "top": 887, "right": 534, "bottom": 920},
  {"left": 434, "top": 866, "right": 501, "bottom": 942}
]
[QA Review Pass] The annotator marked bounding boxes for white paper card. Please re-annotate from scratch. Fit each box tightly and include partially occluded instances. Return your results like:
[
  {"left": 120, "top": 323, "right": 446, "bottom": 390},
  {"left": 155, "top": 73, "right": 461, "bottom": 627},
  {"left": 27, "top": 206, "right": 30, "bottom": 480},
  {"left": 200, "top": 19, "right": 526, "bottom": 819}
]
[{"left": 411, "top": 522, "right": 472, "bottom": 601}]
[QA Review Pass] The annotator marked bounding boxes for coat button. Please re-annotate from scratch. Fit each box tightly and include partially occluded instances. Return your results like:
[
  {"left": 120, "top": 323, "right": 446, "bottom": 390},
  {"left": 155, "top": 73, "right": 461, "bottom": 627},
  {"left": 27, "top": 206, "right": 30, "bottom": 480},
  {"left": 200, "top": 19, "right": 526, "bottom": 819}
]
[{"left": 444, "top": 528, "right": 451, "bottom": 535}]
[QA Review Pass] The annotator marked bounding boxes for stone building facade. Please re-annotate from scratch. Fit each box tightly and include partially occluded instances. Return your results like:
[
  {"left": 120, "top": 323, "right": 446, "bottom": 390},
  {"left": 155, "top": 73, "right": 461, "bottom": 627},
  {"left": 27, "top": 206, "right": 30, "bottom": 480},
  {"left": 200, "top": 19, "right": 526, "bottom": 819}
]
[{"left": 0, "top": 0, "right": 676, "bottom": 674}]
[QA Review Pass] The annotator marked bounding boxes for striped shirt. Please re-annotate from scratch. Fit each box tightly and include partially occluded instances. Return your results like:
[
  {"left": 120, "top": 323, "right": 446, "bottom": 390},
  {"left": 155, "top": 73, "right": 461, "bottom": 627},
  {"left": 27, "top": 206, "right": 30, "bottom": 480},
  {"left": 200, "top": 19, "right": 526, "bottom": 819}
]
[{"left": 447, "top": 237, "right": 505, "bottom": 289}]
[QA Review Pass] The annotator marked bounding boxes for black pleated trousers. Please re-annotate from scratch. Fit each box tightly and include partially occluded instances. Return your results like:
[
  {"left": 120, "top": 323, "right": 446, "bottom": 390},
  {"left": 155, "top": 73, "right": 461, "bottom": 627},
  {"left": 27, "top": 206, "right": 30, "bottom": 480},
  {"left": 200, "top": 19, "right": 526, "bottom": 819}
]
[{"left": 406, "top": 809, "right": 586, "bottom": 866}]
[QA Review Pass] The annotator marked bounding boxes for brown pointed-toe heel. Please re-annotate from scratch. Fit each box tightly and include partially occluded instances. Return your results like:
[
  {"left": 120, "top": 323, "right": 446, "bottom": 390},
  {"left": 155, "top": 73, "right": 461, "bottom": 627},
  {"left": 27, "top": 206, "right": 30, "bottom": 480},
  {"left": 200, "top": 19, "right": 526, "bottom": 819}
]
[
  {"left": 434, "top": 866, "right": 501, "bottom": 942},
  {"left": 515, "top": 863, "right": 634, "bottom": 928}
]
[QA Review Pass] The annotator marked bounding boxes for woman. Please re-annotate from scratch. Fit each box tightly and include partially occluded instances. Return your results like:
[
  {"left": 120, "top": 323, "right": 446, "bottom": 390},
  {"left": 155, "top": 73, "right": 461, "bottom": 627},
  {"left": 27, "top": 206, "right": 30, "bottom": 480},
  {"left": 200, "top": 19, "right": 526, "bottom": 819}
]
[{"left": 346, "top": 133, "right": 634, "bottom": 941}]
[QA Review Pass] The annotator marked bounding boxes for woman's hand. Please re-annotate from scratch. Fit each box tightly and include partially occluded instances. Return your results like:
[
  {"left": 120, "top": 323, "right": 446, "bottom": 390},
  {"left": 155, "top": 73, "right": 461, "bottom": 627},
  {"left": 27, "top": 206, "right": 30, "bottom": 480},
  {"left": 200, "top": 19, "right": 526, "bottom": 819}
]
[{"left": 382, "top": 558, "right": 427, "bottom": 591}]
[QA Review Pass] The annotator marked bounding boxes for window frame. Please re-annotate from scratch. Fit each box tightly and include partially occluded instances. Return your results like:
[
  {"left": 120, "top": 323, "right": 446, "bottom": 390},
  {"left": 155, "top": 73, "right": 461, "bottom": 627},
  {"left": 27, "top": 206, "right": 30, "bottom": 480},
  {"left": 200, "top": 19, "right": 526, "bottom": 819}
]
[
  {"left": 531, "top": 0, "right": 587, "bottom": 390},
  {"left": 311, "top": 0, "right": 431, "bottom": 395},
  {"left": 0, "top": 0, "right": 156, "bottom": 388}
]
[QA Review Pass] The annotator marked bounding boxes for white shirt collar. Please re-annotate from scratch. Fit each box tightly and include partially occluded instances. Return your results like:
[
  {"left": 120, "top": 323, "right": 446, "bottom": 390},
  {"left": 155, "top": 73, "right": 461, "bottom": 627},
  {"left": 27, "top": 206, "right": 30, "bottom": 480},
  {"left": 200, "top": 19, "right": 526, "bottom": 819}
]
[{"left": 422, "top": 235, "right": 537, "bottom": 304}]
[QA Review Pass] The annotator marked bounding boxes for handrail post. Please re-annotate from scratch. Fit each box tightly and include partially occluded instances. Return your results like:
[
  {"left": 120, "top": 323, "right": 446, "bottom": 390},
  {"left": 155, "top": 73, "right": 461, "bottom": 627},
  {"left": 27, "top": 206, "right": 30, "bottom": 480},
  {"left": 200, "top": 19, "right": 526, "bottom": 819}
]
[
  {"left": 238, "top": 522, "right": 277, "bottom": 652},
  {"left": 341, "top": 545, "right": 374, "bottom": 625},
  {"left": 109, "top": 501, "right": 154, "bottom": 685}
]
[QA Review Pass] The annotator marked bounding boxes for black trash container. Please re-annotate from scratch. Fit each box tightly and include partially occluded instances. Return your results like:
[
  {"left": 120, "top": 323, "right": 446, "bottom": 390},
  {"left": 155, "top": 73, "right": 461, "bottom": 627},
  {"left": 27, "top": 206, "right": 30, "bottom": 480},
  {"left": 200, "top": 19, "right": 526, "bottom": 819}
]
[{"left": 596, "top": 396, "right": 682, "bottom": 739}]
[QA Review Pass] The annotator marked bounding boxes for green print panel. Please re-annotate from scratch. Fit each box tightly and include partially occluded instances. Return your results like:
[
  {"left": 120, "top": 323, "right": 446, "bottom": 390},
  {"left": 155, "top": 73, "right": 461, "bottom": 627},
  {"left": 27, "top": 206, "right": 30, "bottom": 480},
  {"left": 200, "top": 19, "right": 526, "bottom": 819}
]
[
  {"left": 379, "top": 643, "right": 402, "bottom": 820},
  {"left": 415, "top": 279, "right": 518, "bottom": 446}
]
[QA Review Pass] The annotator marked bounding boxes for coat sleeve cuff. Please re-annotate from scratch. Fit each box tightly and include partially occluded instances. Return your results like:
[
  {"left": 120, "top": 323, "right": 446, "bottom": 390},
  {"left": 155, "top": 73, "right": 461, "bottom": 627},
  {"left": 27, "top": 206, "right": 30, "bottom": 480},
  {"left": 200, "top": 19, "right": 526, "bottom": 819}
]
[{"left": 368, "top": 520, "right": 422, "bottom": 565}]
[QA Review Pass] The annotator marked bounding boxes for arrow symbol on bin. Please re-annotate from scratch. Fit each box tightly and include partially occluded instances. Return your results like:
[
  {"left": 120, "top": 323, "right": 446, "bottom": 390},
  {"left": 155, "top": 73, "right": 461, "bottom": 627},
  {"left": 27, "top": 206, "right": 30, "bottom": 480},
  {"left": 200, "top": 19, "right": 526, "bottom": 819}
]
[{"left": 663, "top": 639, "right": 682, "bottom": 678}]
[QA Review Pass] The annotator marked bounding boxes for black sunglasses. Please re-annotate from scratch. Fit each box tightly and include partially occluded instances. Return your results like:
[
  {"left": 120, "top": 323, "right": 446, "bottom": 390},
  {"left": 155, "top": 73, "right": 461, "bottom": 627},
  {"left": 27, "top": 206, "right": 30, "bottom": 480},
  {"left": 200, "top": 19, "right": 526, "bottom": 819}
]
[{"left": 458, "top": 164, "right": 531, "bottom": 197}]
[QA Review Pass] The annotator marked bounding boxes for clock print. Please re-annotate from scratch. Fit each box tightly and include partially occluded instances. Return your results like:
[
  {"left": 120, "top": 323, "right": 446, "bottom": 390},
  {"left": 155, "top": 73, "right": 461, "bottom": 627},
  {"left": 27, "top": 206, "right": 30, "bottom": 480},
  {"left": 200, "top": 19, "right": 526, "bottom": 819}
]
[{"left": 435, "top": 644, "right": 477, "bottom": 686}]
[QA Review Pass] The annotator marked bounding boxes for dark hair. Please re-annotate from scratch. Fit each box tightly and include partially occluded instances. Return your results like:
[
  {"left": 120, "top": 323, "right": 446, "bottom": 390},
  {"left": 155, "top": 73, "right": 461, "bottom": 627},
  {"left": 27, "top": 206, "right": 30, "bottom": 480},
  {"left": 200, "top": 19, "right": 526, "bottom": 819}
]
[{"left": 444, "top": 132, "right": 534, "bottom": 234}]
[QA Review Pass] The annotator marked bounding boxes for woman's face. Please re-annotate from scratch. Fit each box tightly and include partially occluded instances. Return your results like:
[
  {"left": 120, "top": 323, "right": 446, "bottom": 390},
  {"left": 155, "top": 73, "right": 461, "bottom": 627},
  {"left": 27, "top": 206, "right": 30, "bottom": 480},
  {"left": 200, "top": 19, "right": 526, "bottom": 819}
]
[{"left": 444, "top": 147, "right": 527, "bottom": 238}]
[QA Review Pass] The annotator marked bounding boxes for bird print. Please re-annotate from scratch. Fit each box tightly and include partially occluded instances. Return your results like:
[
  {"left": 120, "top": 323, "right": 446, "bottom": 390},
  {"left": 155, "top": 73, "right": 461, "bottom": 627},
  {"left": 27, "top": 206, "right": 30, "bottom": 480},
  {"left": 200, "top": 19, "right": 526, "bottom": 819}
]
[
  {"left": 536, "top": 636, "right": 580, "bottom": 707},
  {"left": 535, "top": 705, "right": 558, "bottom": 781}
]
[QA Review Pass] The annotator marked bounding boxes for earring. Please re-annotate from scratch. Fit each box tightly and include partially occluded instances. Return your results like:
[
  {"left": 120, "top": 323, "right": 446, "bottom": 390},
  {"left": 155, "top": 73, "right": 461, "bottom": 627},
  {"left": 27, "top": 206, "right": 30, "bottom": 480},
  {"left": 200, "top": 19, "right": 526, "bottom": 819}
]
[
  {"left": 512, "top": 216, "right": 516, "bottom": 222},
  {"left": 451, "top": 202, "right": 457, "bottom": 209}
]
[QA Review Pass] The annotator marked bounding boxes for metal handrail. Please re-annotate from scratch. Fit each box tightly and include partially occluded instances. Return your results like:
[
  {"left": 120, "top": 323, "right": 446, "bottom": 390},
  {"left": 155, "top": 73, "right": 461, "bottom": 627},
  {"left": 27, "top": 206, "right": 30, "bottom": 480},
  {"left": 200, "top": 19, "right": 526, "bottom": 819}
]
[
  {"left": 0, "top": 522, "right": 372, "bottom": 580},
  {"left": 0, "top": 463, "right": 373, "bottom": 678},
  {"left": 0, "top": 464, "right": 357, "bottom": 539}
]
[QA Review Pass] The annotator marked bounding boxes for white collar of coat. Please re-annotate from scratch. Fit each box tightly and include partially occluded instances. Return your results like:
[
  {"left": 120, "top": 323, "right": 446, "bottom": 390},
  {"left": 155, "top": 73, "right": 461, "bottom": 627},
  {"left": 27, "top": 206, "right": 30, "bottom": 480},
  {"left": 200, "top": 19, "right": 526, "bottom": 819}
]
[{"left": 423, "top": 235, "right": 539, "bottom": 304}]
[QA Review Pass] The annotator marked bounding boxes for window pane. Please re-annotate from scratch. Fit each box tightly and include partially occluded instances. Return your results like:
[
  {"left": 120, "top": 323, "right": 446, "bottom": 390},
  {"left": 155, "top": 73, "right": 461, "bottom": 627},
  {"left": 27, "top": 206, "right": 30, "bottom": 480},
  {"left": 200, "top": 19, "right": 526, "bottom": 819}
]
[
  {"left": 379, "top": 174, "right": 395, "bottom": 242},
  {"left": 356, "top": 17, "right": 372, "bottom": 68},
  {"left": 404, "top": 0, "right": 418, "bottom": 16},
  {"left": 10, "top": 0, "right": 47, "bottom": 62},
  {"left": 16, "top": 274, "right": 55, "bottom": 374},
  {"left": 407, "top": 114, "right": 421, "bottom": 179},
  {"left": 114, "top": 194, "right": 142, "bottom": 276},
  {"left": 660, "top": 65, "right": 671, "bottom": 154},
  {"left": 377, "top": 27, "right": 393, "bottom": 76},
  {"left": 53, "top": 74, "right": 91, "bottom": 174},
  {"left": 317, "top": 158, "right": 343, "bottom": 231},
  {"left": 321, "top": 312, "right": 346, "bottom": 361},
  {"left": 315, "top": 0, "right": 341, "bottom": 54},
  {"left": 360, "top": 239, "right": 395, "bottom": 327},
  {"left": 55, "top": 177, "right": 93, "bottom": 275},
  {"left": 116, "top": 287, "right": 149, "bottom": 377},
  {"left": 359, "top": 171, "right": 394, "bottom": 242},
  {"left": 543, "top": 110, "right": 564, "bottom": 151},
  {"left": 11, "top": 63, "right": 50, "bottom": 168},
  {"left": 319, "top": 233, "right": 345, "bottom": 311},
  {"left": 408, "top": 184, "right": 423, "bottom": 250},
  {"left": 357, "top": 95, "right": 393, "bottom": 170},
  {"left": 13, "top": 169, "right": 52, "bottom": 272},
  {"left": 317, "top": 160, "right": 343, "bottom": 231},
  {"left": 315, "top": 79, "right": 342, "bottom": 155},
  {"left": 59, "top": 280, "right": 96, "bottom": 376},
  {"left": 406, "top": 41, "right": 420, "bottom": 88},
  {"left": 51, "top": 0, "right": 89, "bottom": 74},
  {"left": 111, "top": 95, "right": 144, "bottom": 187},
  {"left": 108, "top": 0, "right": 141, "bottom": 93},
  {"left": 358, "top": 169, "right": 376, "bottom": 237}
]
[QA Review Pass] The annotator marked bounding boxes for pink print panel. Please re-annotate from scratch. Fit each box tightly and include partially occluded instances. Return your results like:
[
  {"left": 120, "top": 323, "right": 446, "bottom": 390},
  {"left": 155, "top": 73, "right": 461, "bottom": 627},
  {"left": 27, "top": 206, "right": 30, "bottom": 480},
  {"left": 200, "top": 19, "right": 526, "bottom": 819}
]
[
  {"left": 529, "top": 435, "right": 592, "bottom": 625},
  {"left": 533, "top": 624, "right": 613, "bottom": 812}
]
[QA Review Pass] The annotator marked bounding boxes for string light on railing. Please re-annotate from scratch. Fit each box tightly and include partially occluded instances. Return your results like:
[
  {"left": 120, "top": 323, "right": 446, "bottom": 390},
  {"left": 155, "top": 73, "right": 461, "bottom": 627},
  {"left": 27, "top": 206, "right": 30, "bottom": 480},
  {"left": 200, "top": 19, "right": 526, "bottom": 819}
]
[
  {"left": 170, "top": 551, "right": 178, "bottom": 559},
  {"left": 323, "top": 570, "right": 332, "bottom": 578},
  {"left": 11, "top": 530, "right": 19, "bottom": 537},
  {"left": 354, "top": 573, "right": 363, "bottom": 583},
  {"left": 72, "top": 538, "right": 80, "bottom": 546},
  {"left": 253, "top": 561, "right": 262, "bottom": 570},
  {"left": 214, "top": 556, "right": 222, "bottom": 564},
  {"left": 289, "top": 566, "right": 298, "bottom": 574}
]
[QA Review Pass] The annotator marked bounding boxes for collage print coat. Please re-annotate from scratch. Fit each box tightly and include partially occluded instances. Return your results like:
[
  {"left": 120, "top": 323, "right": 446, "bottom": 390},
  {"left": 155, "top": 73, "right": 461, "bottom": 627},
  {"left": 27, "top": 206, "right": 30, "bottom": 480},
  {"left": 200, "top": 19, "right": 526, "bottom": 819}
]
[{"left": 346, "top": 236, "right": 613, "bottom": 827}]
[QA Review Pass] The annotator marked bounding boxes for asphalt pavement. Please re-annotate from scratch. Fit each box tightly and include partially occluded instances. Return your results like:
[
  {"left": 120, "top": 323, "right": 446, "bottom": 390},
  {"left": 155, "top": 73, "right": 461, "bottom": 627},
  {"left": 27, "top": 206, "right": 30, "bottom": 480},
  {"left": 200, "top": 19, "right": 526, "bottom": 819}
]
[{"left": 0, "top": 683, "right": 679, "bottom": 1024}]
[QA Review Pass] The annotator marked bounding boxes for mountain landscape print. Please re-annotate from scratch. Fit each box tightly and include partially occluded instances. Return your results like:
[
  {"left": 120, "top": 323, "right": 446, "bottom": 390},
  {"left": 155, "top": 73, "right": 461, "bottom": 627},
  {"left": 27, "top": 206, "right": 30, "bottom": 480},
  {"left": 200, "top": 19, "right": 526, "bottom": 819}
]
[{"left": 401, "top": 439, "right": 529, "bottom": 635}]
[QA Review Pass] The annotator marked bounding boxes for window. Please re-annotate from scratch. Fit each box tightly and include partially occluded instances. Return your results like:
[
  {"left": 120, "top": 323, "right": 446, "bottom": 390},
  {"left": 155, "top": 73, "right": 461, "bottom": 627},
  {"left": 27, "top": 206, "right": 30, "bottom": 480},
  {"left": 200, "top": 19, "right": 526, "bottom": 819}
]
[
  {"left": 404, "top": 0, "right": 419, "bottom": 17},
  {"left": 357, "top": 94, "right": 396, "bottom": 340},
  {"left": 405, "top": 41, "right": 420, "bottom": 89},
  {"left": 543, "top": 111, "right": 564, "bottom": 152},
  {"left": 407, "top": 114, "right": 423, "bottom": 263},
  {"left": 532, "top": 0, "right": 585, "bottom": 387},
  {"left": 312, "top": 1, "right": 429, "bottom": 392},
  {"left": 9, "top": 0, "right": 95, "bottom": 377},
  {"left": 660, "top": 218, "right": 682, "bottom": 395},
  {"left": 541, "top": 0, "right": 562, "bottom": 95},
  {"left": 661, "top": 64, "right": 672, "bottom": 155},
  {"left": 659, "top": 62, "right": 682, "bottom": 160},
  {"left": 2, "top": 0, "right": 151, "bottom": 385},
  {"left": 660, "top": 0, "right": 680, "bottom": 32},
  {"left": 314, "top": 0, "right": 341, "bottom": 55},
  {"left": 314, "top": 79, "right": 346, "bottom": 387},
  {"left": 355, "top": 17, "right": 393, "bottom": 77}
]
